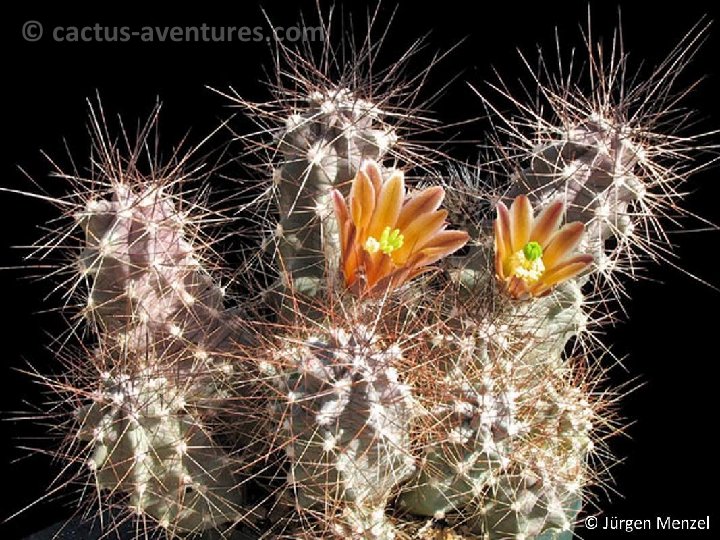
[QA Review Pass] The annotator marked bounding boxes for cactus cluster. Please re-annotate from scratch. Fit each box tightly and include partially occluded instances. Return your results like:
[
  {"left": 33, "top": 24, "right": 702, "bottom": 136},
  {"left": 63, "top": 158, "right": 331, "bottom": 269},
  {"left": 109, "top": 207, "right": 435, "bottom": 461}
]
[
  {"left": 8, "top": 10, "right": 714, "bottom": 540},
  {"left": 70, "top": 175, "right": 247, "bottom": 534}
]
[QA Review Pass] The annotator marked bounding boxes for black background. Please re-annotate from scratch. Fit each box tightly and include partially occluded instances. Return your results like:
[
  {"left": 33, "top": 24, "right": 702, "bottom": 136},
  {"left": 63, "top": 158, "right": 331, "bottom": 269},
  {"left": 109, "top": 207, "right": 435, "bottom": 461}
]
[{"left": 2, "top": 1, "right": 718, "bottom": 539}]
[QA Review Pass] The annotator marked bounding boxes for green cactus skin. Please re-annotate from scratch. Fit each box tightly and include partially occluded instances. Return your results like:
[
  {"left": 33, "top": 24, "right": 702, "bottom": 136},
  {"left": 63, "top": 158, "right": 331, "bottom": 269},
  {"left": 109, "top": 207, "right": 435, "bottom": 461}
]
[
  {"left": 76, "top": 367, "right": 243, "bottom": 533},
  {"left": 72, "top": 180, "right": 248, "bottom": 534},
  {"left": 509, "top": 115, "right": 646, "bottom": 262},
  {"left": 264, "top": 323, "right": 415, "bottom": 538},
  {"left": 274, "top": 89, "right": 396, "bottom": 296}
]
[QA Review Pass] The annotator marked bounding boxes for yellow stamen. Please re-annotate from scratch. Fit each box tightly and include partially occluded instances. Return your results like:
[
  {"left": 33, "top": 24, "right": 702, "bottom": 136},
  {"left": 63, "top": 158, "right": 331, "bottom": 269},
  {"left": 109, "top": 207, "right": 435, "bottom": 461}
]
[
  {"left": 365, "top": 236, "right": 381, "bottom": 254},
  {"left": 508, "top": 245, "right": 546, "bottom": 285},
  {"left": 365, "top": 226, "right": 404, "bottom": 255}
]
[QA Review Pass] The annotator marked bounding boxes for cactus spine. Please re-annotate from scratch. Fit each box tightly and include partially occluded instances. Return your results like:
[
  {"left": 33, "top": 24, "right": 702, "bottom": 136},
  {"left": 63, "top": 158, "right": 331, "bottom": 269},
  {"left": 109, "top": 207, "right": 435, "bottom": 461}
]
[{"left": 10, "top": 12, "right": 713, "bottom": 540}]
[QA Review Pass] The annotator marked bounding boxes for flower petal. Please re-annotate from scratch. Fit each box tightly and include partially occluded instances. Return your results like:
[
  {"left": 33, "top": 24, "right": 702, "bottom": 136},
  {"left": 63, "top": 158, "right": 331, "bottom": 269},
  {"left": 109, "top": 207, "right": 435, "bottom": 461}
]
[
  {"left": 530, "top": 200, "right": 564, "bottom": 247},
  {"left": 510, "top": 195, "right": 533, "bottom": 252},
  {"left": 531, "top": 254, "right": 593, "bottom": 295},
  {"left": 417, "top": 230, "right": 469, "bottom": 265},
  {"left": 365, "top": 252, "right": 392, "bottom": 291},
  {"left": 543, "top": 222, "right": 585, "bottom": 269},
  {"left": 403, "top": 236, "right": 464, "bottom": 273},
  {"left": 349, "top": 168, "right": 375, "bottom": 232},
  {"left": 332, "top": 189, "right": 351, "bottom": 261},
  {"left": 361, "top": 160, "right": 384, "bottom": 204},
  {"left": 494, "top": 220, "right": 508, "bottom": 279},
  {"left": 367, "top": 169, "right": 405, "bottom": 239},
  {"left": 396, "top": 186, "right": 445, "bottom": 231},
  {"left": 413, "top": 247, "right": 451, "bottom": 268},
  {"left": 403, "top": 250, "right": 435, "bottom": 273},
  {"left": 507, "top": 275, "right": 530, "bottom": 299},
  {"left": 374, "top": 257, "right": 438, "bottom": 292},
  {"left": 496, "top": 201, "right": 513, "bottom": 259},
  {"left": 392, "top": 210, "right": 448, "bottom": 264},
  {"left": 332, "top": 189, "right": 349, "bottom": 225},
  {"left": 343, "top": 238, "right": 361, "bottom": 287},
  {"left": 371, "top": 267, "right": 412, "bottom": 294}
]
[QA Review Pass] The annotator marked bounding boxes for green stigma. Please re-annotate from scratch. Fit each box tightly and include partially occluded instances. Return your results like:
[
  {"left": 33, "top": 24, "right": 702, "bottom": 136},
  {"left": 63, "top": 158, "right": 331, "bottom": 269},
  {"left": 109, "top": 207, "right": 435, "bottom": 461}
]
[
  {"left": 523, "top": 241, "right": 543, "bottom": 262},
  {"left": 379, "top": 226, "right": 404, "bottom": 254},
  {"left": 366, "top": 226, "right": 404, "bottom": 255}
]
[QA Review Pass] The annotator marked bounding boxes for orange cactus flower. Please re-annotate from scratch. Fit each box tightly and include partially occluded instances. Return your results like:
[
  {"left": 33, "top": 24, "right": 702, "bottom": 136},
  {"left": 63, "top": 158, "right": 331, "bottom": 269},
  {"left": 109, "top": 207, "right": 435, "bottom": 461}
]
[
  {"left": 495, "top": 195, "right": 593, "bottom": 299},
  {"left": 332, "top": 160, "right": 469, "bottom": 295}
]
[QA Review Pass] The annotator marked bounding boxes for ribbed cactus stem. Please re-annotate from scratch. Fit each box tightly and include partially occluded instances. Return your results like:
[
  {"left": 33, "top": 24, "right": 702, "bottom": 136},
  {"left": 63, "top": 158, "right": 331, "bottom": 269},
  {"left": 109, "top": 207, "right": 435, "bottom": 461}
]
[
  {"left": 472, "top": 368, "right": 591, "bottom": 539},
  {"left": 398, "top": 353, "right": 516, "bottom": 517},
  {"left": 510, "top": 115, "right": 645, "bottom": 259},
  {"left": 73, "top": 178, "right": 248, "bottom": 533},
  {"left": 77, "top": 182, "right": 235, "bottom": 357},
  {"left": 275, "top": 89, "right": 396, "bottom": 296},
  {"left": 511, "top": 281, "right": 587, "bottom": 365},
  {"left": 481, "top": 472, "right": 581, "bottom": 540},
  {"left": 269, "top": 324, "right": 415, "bottom": 537},
  {"left": 398, "top": 283, "right": 588, "bottom": 528},
  {"left": 75, "top": 365, "right": 244, "bottom": 532}
]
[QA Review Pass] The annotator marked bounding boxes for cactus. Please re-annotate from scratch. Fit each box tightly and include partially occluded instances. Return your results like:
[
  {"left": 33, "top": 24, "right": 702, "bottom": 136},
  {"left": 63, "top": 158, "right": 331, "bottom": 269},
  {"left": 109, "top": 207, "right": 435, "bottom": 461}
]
[
  {"left": 6, "top": 9, "right": 715, "bottom": 540},
  {"left": 265, "top": 321, "right": 416, "bottom": 538},
  {"left": 77, "top": 181, "right": 236, "bottom": 354},
  {"left": 274, "top": 89, "right": 397, "bottom": 297},
  {"left": 35, "top": 128, "right": 251, "bottom": 535},
  {"left": 395, "top": 279, "right": 590, "bottom": 535},
  {"left": 75, "top": 364, "right": 240, "bottom": 533}
]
